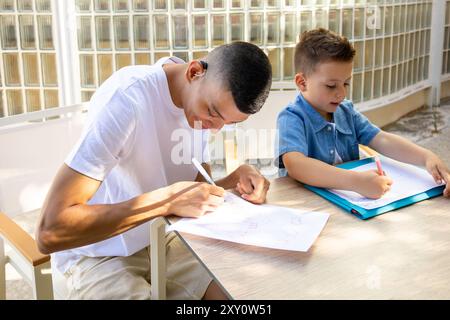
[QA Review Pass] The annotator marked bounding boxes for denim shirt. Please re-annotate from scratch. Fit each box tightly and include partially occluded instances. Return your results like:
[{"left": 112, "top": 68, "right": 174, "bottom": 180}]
[{"left": 276, "top": 94, "right": 380, "bottom": 177}]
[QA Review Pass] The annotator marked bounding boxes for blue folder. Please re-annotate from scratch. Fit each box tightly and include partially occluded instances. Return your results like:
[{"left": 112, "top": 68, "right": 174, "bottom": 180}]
[{"left": 303, "top": 157, "right": 445, "bottom": 220}]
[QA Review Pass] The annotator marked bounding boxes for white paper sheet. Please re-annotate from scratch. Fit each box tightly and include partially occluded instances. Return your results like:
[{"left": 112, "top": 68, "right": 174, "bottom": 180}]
[
  {"left": 167, "top": 192, "right": 329, "bottom": 252},
  {"left": 329, "top": 156, "right": 443, "bottom": 209}
]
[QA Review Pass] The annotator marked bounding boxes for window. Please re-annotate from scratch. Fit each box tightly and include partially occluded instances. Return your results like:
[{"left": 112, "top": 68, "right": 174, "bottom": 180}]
[
  {"left": 0, "top": 0, "right": 441, "bottom": 118},
  {"left": 348, "top": 1, "right": 432, "bottom": 105},
  {"left": 0, "top": 0, "right": 58, "bottom": 117},
  {"left": 443, "top": 0, "right": 450, "bottom": 75}
]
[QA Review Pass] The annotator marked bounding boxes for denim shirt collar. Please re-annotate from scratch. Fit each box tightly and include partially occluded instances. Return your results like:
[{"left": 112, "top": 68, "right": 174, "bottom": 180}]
[{"left": 296, "top": 94, "right": 352, "bottom": 135}]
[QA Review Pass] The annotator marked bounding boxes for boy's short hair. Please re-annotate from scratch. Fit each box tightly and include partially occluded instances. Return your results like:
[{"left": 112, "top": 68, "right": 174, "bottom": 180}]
[
  {"left": 205, "top": 42, "right": 272, "bottom": 114},
  {"left": 294, "top": 28, "right": 355, "bottom": 75}
]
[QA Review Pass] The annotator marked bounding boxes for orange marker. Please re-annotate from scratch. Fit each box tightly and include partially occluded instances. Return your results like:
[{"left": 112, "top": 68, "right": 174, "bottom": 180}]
[{"left": 374, "top": 156, "right": 384, "bottom": 176}]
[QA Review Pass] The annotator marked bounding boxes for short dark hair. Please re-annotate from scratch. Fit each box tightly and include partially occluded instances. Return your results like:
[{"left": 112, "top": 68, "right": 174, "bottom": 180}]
[
  {"left": 205, "top": 42, "right": 272, "bottom": 114},
  {"left": 294, "top": 28, "right": 355, "bottom": 75}
]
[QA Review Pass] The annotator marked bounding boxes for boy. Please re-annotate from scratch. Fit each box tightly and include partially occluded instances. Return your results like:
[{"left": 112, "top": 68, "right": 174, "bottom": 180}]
[
  {"left": 36, "top": 42, "right": 272, "bottom": 299},
  {"left": 276, "top": 28, "right": 449, "bottom": 199}
]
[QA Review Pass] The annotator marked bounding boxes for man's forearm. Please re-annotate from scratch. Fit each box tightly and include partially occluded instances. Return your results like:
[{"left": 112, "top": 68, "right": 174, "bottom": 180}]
[
  {"left": 214, "top": 168, "right": 239, "bottom": 190},
  {"left": 196, "top": 162, "right": 237, "bottom": 189},
  {"left": 37, "top": 191, "right": 171, "bottom": 254}
]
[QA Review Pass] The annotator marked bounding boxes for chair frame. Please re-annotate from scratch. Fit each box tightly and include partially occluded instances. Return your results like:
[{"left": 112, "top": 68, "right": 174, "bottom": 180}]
[
  {"left": 0, "top": 212, "right": 53, "bottom": 299},
  {"left": 0, "top": 211, "right": 167, "bottom": 300}
]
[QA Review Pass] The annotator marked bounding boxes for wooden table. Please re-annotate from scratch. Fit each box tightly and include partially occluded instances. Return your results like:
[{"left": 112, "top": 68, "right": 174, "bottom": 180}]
[{"left": 174, "top": 176, "right": 450, "bottom": 299}]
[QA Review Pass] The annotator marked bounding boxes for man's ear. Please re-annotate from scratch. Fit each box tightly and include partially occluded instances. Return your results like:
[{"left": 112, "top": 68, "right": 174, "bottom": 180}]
[
  {"left": 295, "top": 72, "right": 307, "bottom": 92},
  {"left": 186, "top": 60, "right": 206, "bottom": 82}
]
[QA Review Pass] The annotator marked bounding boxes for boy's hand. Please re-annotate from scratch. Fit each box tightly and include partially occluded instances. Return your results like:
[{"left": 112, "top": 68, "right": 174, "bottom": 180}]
[
  {"left": 425, "top": 153, "right": 450, "bottom": 197},
  {"left": 354, "top": 170, "right": 393, "bottom": 199},
  {"left": 234, "top": 164, "right": 270, "bottom": 204},
  {"left": 166, "top": 181, "right": 225, "bottom": 217}
]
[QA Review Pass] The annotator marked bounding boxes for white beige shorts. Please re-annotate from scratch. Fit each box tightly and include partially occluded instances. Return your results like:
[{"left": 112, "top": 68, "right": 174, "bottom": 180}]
[{"left": 64, "top": 232, "right": 213, "bottom": 300}]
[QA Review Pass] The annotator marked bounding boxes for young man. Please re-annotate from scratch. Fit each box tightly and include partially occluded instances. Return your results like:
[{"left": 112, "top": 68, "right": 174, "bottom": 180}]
[
  {"left": 276, "top": 28, "right": 450, "bottom": 199},
  {"left": 36, "top": 42, "right": 272, "bottom": 299}
]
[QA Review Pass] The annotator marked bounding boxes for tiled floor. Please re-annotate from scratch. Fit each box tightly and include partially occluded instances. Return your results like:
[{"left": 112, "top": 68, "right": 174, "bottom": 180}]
[{"left": 5, "top": 100, "right": 450, "bottom": 300}]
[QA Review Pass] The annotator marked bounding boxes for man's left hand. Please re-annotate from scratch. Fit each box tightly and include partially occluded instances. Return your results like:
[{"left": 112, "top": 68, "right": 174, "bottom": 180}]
[{"left": 234, "top": 164, "right": 270, "bottom": 204}]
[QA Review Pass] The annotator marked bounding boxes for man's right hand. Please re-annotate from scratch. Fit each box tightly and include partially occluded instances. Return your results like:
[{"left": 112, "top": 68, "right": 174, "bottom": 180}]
[
  {"left": 353, "top": 170, "right": 393, "bottom": 199},
  {"left": 165, "top": 181, "right": 225, "bottom": 218}
]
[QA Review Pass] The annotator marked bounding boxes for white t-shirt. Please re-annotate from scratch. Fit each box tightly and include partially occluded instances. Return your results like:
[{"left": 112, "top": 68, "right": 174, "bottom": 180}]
[{"left": 54, "top": 57, "right": 210, "bottom": 273}]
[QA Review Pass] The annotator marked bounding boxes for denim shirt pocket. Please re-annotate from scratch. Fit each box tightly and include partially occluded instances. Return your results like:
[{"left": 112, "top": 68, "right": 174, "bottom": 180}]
[
  {"left": 350, "top": 141, "right": 360, "bottom": 160},
  {"left": 336, "top": 132, "right": 360, "bottom": 163},
  {"left": 312, "top": 129, "right": 334, "bottom": 164}
]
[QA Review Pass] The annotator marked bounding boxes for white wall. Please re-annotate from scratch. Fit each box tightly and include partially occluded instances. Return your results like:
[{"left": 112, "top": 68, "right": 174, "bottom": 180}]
[
  {"left": 235, "top": 90, "right": 298, "bottom": 161},
  {"left": 0, "top": 114, "right": 86, "bottom": 217}
]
